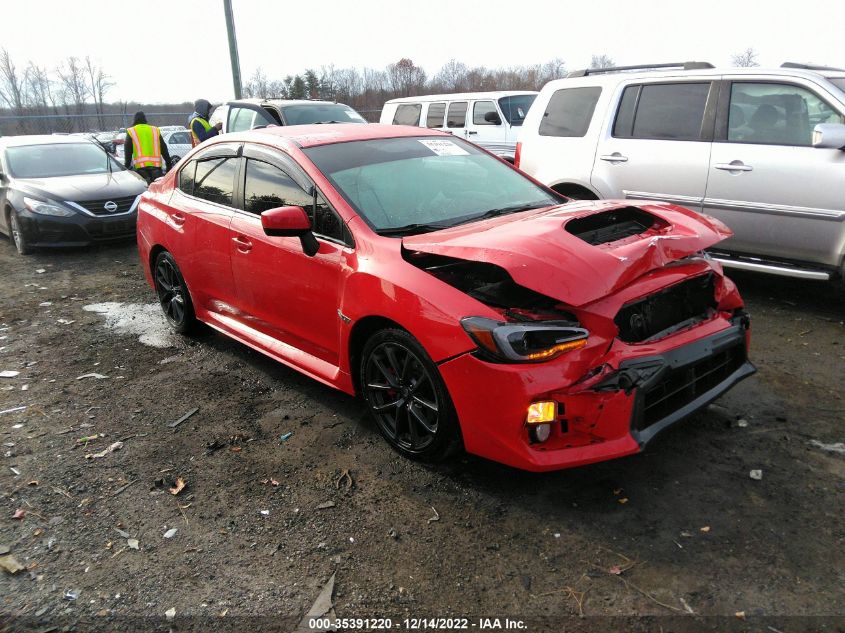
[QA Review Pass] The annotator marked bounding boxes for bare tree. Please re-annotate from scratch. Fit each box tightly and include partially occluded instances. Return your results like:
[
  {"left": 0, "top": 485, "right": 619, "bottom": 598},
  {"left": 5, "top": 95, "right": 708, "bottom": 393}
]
[
  {"left": 386, "top": 58, "right": 426, "bottom": 97},
  {"left": 333, "top": 67, "right": 363, "bottom": 103},
  {"left": 57, "top": 56, "right": 90, "bottom": 130},
  {"left": 244, "top": 67, "right": 271, "bottom": 98},
  {"left": 0, "top": 48, "right": 28, "bottom": 131},
  {"left": 433, "top": 59, "right": 469, "bottom": 92},
  {"left": 318, "top": 65, "right": 339, "bottom": 100},
  {"left": 590, "top": 54, "right": 615, "bottom": 69},
  {"left": 85, "top": 57, "right": 114, "bottom": 130},
  {"left": 731, "top": 48, "right": 760, "bottom": 68}
]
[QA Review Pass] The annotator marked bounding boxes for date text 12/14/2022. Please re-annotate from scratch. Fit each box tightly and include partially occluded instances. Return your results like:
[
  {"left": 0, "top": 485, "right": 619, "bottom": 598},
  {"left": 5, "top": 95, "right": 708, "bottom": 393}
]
[{"left": 308, "top": 617, "right": 527, "bottom": 629}]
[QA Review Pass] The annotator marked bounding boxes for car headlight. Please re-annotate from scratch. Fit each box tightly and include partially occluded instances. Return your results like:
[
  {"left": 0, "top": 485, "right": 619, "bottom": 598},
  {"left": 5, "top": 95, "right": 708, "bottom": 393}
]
[
  {"left": 23, "top": 196, "right": 76, "bottom": 217},
  {"left": 461, "top": 317, "right": 589, "bottom": 362}
]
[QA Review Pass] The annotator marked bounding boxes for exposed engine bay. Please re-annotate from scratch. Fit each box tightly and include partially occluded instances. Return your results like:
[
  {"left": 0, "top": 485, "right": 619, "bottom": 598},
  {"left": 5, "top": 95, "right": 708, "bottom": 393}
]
[{"left": 403, "top": 252, "right": 578, "bottom": 323}]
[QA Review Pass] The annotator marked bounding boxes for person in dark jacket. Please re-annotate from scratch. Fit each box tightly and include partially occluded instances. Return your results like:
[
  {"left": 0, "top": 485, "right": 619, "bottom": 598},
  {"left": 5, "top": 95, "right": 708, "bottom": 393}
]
[
  {"left": 123, "top": 111, "right": 172, "bottom": 184},
  {"left": 188, "top": 99, "right": 222, "bottom": 147}
]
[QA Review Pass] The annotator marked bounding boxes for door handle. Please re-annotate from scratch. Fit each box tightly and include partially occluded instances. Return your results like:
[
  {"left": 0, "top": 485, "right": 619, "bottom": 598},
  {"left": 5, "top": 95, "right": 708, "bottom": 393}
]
[
  {"left": 467, "top": 130, "right": 478, "bottom": 135},
  {"left": 232, "top": 235, "right": 253, "bottom": 253},
  {"left": 170, "top": 212, "right": 186, "bottom": 226},
  {"left": 715, "top": 161, "right": 753, "bottom": 172},
  {"left": 599, "top": 153, "right": 628, "bottom": 163}
]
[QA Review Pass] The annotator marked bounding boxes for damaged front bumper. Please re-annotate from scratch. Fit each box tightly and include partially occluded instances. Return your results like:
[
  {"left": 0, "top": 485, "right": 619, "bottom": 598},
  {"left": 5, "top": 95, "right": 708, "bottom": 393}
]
[{"left": 438, "top": 315, "right": 755, "bottom": 472}]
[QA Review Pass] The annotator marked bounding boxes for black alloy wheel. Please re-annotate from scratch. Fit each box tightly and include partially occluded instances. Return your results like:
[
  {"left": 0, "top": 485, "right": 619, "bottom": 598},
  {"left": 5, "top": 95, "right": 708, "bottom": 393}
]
[
  {"left": 9, "top": 210, "right": 31, "bottom": 255},
  {"left": 361, "top": 329, "right": 461, "bottom": 461},
  {"left": 154, "top": 251, "right": 196, "bottom": 333}
]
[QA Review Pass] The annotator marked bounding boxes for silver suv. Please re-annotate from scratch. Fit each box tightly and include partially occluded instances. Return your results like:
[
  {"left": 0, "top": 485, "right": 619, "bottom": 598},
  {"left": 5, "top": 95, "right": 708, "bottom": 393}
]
[{"left": 517, "top": 62, "right": 845, "bottom": 283}]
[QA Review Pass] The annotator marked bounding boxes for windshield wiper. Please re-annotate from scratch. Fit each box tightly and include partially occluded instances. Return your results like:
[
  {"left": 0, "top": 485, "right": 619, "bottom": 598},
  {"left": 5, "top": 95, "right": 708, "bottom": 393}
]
[
  {"left": 454, "top": 203, "right": 549, "bottom": 226},
  {"left": 376, "top": 222, "right": 453, "bottom": 237}
]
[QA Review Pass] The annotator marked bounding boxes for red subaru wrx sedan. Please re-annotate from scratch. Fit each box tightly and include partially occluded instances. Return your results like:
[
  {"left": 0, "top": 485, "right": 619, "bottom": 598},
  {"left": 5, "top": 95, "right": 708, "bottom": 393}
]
[{"left": 137, "top": 124, "right": 755, "bottom": 472}]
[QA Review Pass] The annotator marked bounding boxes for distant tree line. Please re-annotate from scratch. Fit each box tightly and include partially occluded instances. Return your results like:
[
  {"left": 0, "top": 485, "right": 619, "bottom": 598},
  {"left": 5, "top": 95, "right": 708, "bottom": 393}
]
[
  {"left": 0, "top": 48, "right": 192, "bottom": 135},
  {"left": 240, "top": 56, "right": 598, "bottom": 118},
  {"left": 19, "top": 49, "right": 783, "bottom": 135}
]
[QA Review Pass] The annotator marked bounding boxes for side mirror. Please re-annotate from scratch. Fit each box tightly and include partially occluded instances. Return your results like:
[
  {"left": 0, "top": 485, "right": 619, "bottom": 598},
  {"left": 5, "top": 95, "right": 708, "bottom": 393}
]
[
  {"left": 261, "top": 205, "right": 319, "bottom": 256},
  {"left": 484, "top": 111, "right": 503, "bottom": 125},
  {"left": 812, "top": 123, "right": 845, "bottom": 150}
]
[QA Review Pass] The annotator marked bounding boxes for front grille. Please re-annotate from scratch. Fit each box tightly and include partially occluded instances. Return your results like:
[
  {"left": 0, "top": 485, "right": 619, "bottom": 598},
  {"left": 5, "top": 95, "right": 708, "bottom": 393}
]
[
  {"left": 615, "top": 273, "right": 717, "bottom": 343},
  {"left": 73, "top": 195, "right": 138, "bottom": 216},
  {"left": 638, "top": 342, "right": 745, "bottom": 430}
]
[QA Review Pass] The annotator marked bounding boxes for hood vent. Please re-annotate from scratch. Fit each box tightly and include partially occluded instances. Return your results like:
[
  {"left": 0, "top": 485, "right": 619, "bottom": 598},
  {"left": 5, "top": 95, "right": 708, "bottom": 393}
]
[{"left": 566, "top": 207, "right": 665, "bottom": 246}]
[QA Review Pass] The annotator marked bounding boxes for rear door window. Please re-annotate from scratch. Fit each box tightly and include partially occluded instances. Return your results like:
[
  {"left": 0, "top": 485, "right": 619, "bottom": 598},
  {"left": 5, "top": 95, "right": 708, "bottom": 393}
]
[
  {"left": 447, "top": 102, "right": 468, "bottom": 128},
  {"left": 194, "top": 157, "right": 238, "bottom": 206},
  {"left": 539, "top": 87, "right": 602, "bottom": 137},
  {"left": 426, "top": 102, "right": 446, "bottom": 128},
  {"left": 393, "top": 104, "right": 422, "bottom": 126},
  {"left": 614, "top": 83, "right": 711, "bottom": 140}
]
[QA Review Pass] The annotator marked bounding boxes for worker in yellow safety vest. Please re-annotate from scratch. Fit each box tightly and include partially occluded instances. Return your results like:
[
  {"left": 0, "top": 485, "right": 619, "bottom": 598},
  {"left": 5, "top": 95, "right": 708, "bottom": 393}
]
[
  {"left": 188, "top": 99, "right": 222, "bottom": 147},
  {"left": 123, "top": 111, "right": 172, "bottom": 184}
]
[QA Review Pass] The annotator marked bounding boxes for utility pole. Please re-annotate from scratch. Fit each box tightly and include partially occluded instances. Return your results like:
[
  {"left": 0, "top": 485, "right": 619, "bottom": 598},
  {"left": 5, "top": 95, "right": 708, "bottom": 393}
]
[{"left": 223, "top": 0, "right": 243, "bottom": 99}]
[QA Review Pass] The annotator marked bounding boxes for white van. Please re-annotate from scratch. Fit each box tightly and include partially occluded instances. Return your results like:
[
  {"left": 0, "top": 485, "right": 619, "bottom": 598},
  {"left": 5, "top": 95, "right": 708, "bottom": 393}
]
[{"left": 379, "top": 91, "right": 537, "bottom": 162}]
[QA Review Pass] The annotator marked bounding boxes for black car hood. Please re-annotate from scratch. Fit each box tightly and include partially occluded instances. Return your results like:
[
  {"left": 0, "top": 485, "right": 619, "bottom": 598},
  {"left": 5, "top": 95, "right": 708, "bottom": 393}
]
[{"left": 15, "top": 170, "right": 147, "bottom": 202}]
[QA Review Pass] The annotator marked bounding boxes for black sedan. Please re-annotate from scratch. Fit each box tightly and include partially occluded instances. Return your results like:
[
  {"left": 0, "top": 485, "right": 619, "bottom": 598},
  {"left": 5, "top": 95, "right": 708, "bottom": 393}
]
[{"left": 0, "top": 135, "right": 147, "bottom": 254}]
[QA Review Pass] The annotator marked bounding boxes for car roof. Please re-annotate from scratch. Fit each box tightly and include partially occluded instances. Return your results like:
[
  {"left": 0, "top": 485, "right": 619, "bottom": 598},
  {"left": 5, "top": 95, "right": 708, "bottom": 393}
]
[
  {"left": 223, "top": 123, "right": 448, "bottom": 149},
  {"left": 541, "top": 66, "right": 845, "bottom": 90},
  {"left": 385, "top": 91, "right": 538, "bottom": 104},
  {"left": 0, "top": 134, "right": 101, "bottom": 148},
  {"left": 227, "top": 98, "right": 353, "bottom": 108}
]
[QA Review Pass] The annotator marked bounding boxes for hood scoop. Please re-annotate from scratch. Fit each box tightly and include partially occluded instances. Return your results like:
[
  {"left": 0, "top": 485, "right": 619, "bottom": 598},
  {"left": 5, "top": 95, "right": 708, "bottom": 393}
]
[{"left": 566, "top": 207, "right": 667, "bottom": 246}]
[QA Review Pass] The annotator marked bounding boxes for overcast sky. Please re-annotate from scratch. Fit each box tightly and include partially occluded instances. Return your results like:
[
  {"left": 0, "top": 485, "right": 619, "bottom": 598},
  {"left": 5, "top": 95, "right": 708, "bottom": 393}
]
[{"left": 3, "top": 0, "right": 844, "bottom": 104}]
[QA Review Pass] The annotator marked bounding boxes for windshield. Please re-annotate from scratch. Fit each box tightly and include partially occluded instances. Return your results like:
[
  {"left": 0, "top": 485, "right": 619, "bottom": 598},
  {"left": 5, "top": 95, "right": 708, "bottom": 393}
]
[
  {"left": 6, "top": 143, "right": 123, "bottom": 178},
  {"left": 827, "top": 77, "right": 845, "bottom": 94},
  {"left": 498, "top": 94, "right": 537, "bottom": 126},
  {"left": 280, "top": 103, "right": 367, "bottom": 125},
  {"left": 304, "top": 137, "right": 559, "bottom": 235}
]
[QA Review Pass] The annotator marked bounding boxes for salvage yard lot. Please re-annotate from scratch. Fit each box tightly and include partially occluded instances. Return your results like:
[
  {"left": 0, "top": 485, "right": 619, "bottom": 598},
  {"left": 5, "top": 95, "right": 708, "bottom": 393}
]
[{"left": 1, "top": 241, "right": 844, "bottom": 632}]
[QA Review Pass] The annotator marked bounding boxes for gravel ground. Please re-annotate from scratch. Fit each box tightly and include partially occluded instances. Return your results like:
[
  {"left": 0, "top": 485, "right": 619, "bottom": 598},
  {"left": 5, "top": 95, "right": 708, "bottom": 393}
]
[{"left": 0, "top": 239, "right": 843, "bottom": 633}]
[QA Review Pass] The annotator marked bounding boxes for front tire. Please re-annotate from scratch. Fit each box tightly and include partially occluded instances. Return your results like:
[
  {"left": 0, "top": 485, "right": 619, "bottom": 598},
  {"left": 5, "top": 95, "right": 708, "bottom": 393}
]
[
  {"left": 153, "top": 251, "right": 196, "bottom": 333},
  {"left": 9, "top": 210, "right": 32, "bottom": 255},
  {"left": 360, "top": 329, "right": 461, "bottom": 462}
]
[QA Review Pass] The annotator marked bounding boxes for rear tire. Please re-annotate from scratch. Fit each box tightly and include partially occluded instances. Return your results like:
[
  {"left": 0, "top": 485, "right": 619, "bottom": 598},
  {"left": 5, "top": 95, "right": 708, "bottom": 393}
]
[
  {"left": 153, "top": 251, "right": 196, "bottom": 333},
  {"left": 360, "top": 329, "right": 462, "bottom": 462},
  {"left": 9, "top": 210, "right": 32, "bottom": 255}
]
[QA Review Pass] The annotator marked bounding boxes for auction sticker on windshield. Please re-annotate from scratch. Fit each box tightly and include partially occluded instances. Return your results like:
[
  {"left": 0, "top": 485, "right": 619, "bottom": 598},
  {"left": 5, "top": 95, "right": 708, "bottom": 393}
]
[{"left": 418, "top": 139, "right": 470, "bottom": 156}]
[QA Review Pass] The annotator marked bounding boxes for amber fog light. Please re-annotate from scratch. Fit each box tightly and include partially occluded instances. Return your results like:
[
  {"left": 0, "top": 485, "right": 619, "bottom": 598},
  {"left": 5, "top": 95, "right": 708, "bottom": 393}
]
[
  {"left": 526, "top": 401, "right": 556, "bottom": 424},
  {"left": 529, "top": 423, "right": 552, "bottom": 443}
]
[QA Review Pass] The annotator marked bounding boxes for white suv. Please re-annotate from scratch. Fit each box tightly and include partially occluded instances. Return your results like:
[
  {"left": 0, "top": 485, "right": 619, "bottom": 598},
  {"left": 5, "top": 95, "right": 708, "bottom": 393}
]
[{"left": 517, "top": 62, "right": 845, "bottom": 282}]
